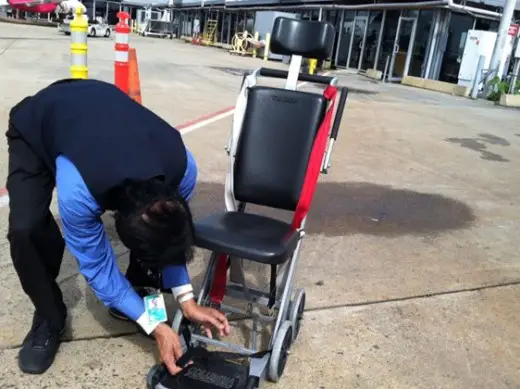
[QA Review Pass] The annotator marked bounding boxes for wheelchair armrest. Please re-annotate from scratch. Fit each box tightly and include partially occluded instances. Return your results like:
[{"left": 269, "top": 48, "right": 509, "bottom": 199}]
[{"left": 330, "top": 86, "right": 348, "bottom": 141}]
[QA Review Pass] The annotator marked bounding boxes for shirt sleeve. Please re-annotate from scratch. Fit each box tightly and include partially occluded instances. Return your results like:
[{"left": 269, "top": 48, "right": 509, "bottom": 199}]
[
  {"left": 55, "top": 155, "right": 146, "bottom": 322},
  {"left": 162, "top": 264, "right": 191, "bottom": 289}
]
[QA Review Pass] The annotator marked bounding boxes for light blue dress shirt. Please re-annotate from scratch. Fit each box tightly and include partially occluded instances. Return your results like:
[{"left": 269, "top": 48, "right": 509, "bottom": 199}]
[{"left": 56, "top": 149, "right": 198, "bottom": 322}]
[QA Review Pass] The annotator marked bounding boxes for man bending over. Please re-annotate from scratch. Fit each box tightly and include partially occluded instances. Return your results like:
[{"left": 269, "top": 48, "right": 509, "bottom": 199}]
[{"left": 6, "top": 78, "right": 229, "bottom": 376}]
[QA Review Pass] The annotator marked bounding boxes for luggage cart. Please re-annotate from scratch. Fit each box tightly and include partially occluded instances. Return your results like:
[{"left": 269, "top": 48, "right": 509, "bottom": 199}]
[
  {"left": 147, "top": 16, "right": 349, "bottom": 389},
  {"left": 141, "top": 19, "right": 174, "bottom": 39}
]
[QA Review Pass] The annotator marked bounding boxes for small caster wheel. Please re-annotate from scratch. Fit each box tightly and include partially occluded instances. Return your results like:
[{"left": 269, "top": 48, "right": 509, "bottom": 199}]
[
  {"left": 288, "top": 289, "right": 306, "bottom": 343},
  {"left": 267, "top": 321, "right": 293, "bottom": 382},
  {"left": 146, "top": 364, "right": 167, "bottom": 389}
]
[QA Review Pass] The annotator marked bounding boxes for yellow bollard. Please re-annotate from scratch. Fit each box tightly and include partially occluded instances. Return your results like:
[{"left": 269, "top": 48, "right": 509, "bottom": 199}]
[
  {"left": 308, "top": 58, "right": 318, "bottom": 75},
  {"left": 70, "top": 7, "right": 88, "bottom": 79},
  {"left": 252, "top": 31, "right": 259, "bottom": 58},
  {"left": 263, "top": 32, "right": 271, "bottom": 61}
]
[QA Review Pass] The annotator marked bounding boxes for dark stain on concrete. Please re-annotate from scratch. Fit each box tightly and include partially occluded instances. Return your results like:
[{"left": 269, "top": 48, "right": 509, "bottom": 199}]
[
  {"left": 476, "top": 133, "right": 510, "bottom": 146},
  {"left": 190, "top": 181, "right": 476, "bottom": 238},
  {"left": 445, "top": 133, "right": 510, "bottom": 162}
]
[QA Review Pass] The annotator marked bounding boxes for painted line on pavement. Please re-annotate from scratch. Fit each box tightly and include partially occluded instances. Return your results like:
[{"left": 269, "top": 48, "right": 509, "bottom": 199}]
[{"left": 0, "top": 72, "right": 330, "bottom": 207}]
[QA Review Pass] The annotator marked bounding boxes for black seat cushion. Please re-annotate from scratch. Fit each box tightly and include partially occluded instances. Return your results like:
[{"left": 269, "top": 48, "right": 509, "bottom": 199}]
[{"left": 194, "top": 212, "right": 300, "bottom": 265}]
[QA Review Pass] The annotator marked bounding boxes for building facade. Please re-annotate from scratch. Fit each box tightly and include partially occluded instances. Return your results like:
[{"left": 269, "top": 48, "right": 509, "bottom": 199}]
[{"left": 164, "top": 0, "right": 519, "bottom": 84}]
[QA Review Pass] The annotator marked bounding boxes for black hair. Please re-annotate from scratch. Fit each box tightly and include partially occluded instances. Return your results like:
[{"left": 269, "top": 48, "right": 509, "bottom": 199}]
[{"left": 113, "top": 178, "right": 195, "bottom": 270}]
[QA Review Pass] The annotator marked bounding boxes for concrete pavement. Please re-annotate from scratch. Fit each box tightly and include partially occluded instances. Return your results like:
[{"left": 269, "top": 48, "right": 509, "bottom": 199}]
[{"left": 0, "top": 22, "right": 519, "bottom": 389}]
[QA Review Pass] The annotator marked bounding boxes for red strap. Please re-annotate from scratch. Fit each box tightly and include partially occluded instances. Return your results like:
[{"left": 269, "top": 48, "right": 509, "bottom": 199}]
[
  {"left": 209, "top": 253, "right": 229, "bottom": 304},
  {"left": 209, "top": 85, "right": 338, "bottom": 304},
  {"left": 291, "top": 85, "right": 338, "bottom": 229}
]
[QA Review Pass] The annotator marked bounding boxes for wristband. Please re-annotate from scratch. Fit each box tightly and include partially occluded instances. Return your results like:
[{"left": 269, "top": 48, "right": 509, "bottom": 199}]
[
  {"left": 171, "top": 284, "right": 193, "bottom": 300},
  {"left": 178, "top": 292, "right": 195, "bottom": 305}
]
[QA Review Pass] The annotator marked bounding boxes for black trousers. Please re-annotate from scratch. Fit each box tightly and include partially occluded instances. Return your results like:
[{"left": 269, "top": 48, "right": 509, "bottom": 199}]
[{"left": 6, "top": 125, "right": 161, "bottom": 331}]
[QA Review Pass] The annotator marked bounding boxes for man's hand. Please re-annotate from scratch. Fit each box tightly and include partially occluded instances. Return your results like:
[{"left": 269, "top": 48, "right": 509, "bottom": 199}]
[
  {"left": 181, "top": 299, "right": 231, "bottom": 339},
  {"left": 152, "top": 323, "right": 184, "bottom": 375}
]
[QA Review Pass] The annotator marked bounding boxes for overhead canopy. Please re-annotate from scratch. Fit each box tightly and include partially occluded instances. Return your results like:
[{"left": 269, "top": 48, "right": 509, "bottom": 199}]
[{"left": 473, "top": 0, "right": 520, "bottom": 9}]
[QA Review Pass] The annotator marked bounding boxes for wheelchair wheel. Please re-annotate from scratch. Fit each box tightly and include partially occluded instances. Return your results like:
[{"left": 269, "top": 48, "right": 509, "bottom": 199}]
[
  {"left": 146, "top": 364, "right": 167, "bottom": 389},
  {"left": 288, "top": 289, "right": 306, "bottom": 343},
  {"left": 267, "top": 321, "right": 293, "bottom": 382}
]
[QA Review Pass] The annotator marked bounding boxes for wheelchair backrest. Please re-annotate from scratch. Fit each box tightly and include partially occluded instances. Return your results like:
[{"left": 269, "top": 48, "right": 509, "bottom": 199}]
[
  {"left": 269, "top": 17, "right": 335, "bottom": 60},
  {"left": 233, "top": 86, "right": 328, "bottom": 211},
  {"left": 232, "top": 17, "right": 336, "bottom": 212}
]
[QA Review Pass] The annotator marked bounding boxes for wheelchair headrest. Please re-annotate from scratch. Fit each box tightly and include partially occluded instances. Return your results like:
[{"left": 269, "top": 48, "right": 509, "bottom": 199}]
[{"left": 270, "top": 17, "right": 335, "bottom": 60}]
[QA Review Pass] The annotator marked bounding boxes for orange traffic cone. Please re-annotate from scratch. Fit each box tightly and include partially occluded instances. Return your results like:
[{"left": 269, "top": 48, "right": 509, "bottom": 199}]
[{"left": 128, "top": 48, "right": 142, "bottom": 105}]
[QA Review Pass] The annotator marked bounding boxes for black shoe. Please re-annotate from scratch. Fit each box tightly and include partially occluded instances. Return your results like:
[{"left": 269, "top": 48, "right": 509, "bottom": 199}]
[{"left": 18, "top": 314, "right": 65, "bottom": 374}]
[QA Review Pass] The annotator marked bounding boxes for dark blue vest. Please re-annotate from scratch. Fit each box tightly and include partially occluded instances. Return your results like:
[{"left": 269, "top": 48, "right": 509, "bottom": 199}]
[{"left": 9, "top": 79, "right": 188, "bottom": 210}]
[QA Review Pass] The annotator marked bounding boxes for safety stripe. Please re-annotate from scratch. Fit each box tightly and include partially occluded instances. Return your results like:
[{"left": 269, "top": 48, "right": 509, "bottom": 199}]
[
  {"left": 115, "top": 50, "right": 129, "bottom": 63},
  {"left": 71, "top": 31, "right": 87, "bottom": 45},
  {"left": 115, "top": 33, "right": 129, "bottom": 45},
  {"left": 71, "top": 54, "right": 87, "bottom": 67}
]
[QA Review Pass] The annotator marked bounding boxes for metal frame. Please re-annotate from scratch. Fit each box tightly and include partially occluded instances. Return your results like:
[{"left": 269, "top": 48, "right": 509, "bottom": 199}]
[
  {"left": 388, "top": 13, "right": 419, "bottom": 81},
  {"left": 423, "top": 8, "right": 441, "bottom": 79},
  {"left": 167, "top": 53, "right": 342, "bottom": 387}
]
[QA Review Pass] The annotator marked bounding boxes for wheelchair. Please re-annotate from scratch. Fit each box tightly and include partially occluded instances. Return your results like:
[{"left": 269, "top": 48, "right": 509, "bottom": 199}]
[{"left": 147, "top": 16, "right": 349, "bottom": 389}]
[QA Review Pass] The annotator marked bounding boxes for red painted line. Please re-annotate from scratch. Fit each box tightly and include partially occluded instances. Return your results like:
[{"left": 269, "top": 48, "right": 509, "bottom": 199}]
[
  {"left": 0, "top": 105, "right": 237, "bottom": 200},
  {"left": 176, "top": 106, "right": 235, "bottom": 131}
]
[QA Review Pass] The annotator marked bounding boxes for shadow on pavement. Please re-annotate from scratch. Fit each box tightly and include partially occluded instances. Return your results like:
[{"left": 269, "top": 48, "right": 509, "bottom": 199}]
[
  {"left": 191, "top": 181, "right": 476, "bottom": 237},
  {"left": 51, "top": 179, "right": 475, "bottom": 345}
]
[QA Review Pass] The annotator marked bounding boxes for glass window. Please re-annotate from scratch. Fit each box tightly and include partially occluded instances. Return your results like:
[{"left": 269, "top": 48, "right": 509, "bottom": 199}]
[
  {"left": 377, "top": 10, "right": 400, "bottom": 72},
  {"left": 336, "top": 11, "right": 355, "bottom": 67},
  {"left": 237, "top": 11, "right": 246, "bottom": 32},
  {"left": 349, "top": 12, "right": 369, "bottom": 69},
  {"left": 474, "top": 18, "right": 499, "bottom": 32},
  {"left": 325, "top": 10, "right": 342, "bottom": 64},
  {"left": 217, "top": 11, "right": 224, "bottom": 43},
  {"left": 409, "top": 10, "right": 435, "bottom": 77},
  {"left": 439, "top": 12, "right": 474, "bottom": 83},
  {"left": 222, "top": 12, "right": 231, "bottom": 44},
  {"left": 229, "top": 12, "right": 237, "bottom": 39},
  {"left": 246, "top": 11, "right": 255, "bottom": 33},
  {"left": 360, "top": 10, "right": 384, "bottom": 70}
]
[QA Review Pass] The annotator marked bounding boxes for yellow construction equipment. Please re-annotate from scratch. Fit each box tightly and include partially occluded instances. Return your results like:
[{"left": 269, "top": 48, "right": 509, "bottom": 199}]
[
  {"left": 202, "top": 19, "right": 218, "bottom": 45},
  {"left": 230, "top": 31, "right": 265, "bottom": 56}
]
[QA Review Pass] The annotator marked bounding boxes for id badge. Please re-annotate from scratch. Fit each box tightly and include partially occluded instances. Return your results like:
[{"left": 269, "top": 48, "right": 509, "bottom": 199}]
[{"left": 144, "top": 293, "right": 168, "bottom": 325}]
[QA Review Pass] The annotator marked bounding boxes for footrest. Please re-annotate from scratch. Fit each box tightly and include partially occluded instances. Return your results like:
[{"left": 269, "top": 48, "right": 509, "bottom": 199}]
[{"left": 148, "top": 361, "right": 250, "bottom": 389}]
